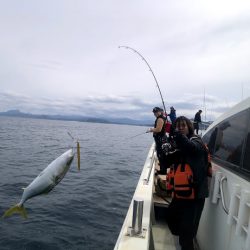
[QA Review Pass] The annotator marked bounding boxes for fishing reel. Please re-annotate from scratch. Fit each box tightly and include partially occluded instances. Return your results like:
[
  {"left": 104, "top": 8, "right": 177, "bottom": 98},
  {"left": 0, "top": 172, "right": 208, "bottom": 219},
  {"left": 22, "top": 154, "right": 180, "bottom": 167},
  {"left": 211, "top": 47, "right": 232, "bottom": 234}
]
[{"left": 161, "top": 140, "right": 178, "bottom": 156}]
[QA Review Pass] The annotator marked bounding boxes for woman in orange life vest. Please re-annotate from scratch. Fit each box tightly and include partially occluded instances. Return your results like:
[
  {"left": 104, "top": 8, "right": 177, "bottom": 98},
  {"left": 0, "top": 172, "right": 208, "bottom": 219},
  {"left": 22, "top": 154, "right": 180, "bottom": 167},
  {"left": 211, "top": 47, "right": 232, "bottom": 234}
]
[
  {"left": 165, "top": 116, "right": 209, "bottom": 250},
  {"left": 147, "top": 107, "right": 167, "bottom": 174}
]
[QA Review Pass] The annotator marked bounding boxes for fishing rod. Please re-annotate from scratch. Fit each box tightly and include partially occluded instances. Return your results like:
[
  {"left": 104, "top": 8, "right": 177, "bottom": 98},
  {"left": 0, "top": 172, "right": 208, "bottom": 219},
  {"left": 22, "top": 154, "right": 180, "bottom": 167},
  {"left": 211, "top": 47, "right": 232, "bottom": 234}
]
[
  {"left": 118, "top": 45, "right": 167, "bottom": 117},
  {"left": 126, "top": 131, "right": 149, "bottom": 140}
]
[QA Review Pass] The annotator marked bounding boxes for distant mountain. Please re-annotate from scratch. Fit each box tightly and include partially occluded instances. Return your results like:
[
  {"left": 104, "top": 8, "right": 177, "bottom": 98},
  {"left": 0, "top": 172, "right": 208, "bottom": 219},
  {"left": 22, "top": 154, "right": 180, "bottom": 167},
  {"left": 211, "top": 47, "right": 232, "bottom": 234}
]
[{"left": 0, "top": 110, "right": 152, "bottom": 127}]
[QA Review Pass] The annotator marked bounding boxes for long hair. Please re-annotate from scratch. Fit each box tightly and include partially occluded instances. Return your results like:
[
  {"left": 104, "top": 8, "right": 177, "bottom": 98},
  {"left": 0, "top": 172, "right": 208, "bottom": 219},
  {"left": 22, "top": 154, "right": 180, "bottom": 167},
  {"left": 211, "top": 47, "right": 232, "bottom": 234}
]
[{"left": 173, "top": 116, "right": 194, "bottom": 138}]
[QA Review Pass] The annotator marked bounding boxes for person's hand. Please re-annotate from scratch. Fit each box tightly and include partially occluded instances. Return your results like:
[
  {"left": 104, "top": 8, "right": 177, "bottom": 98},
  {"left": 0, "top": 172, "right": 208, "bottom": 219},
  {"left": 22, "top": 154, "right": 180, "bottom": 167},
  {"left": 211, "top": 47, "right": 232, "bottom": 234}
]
[
  {"left": 146, "top": 128, "right": 152, "bottom": 133},
  {"left": 173, "top": 130, "right": 182, "bottom": 139},
  {"left": 172, "top": 130, "right": 184, "bottom": 145}
]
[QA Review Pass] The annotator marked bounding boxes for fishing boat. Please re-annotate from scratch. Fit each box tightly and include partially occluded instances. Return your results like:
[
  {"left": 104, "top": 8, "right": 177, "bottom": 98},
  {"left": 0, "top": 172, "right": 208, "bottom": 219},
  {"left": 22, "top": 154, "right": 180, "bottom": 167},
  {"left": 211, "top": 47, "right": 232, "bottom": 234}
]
[{"left": 114, "top": 97, "right": 250, "bottom": 250}]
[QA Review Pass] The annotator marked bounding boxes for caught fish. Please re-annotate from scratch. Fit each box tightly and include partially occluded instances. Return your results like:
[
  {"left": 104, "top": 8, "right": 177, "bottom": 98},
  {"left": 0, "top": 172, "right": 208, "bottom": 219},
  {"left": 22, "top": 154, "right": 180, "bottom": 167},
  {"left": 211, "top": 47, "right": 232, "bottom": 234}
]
[{"left": 2, "top": 142, "right": 80, "bottom": 219}]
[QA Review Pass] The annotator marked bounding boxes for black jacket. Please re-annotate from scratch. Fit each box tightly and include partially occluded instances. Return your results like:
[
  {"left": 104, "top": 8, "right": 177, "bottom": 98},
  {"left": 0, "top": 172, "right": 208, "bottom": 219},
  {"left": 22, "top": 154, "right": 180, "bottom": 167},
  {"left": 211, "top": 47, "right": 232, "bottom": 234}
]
[
  {"left": 170, "top": 133, "right": 209, "bottom": 199},
  {"left": 153, "top": 115, "right": 166, "bottom": 145},
  {"left": 194, "top": 112, "right": 201, "bottom": 123}
]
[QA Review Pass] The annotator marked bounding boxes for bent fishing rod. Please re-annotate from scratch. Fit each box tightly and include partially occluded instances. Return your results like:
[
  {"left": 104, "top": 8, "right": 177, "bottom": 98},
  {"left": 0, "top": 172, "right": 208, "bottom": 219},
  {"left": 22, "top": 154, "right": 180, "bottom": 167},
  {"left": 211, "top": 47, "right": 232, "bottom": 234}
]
[{"left": 118, "top": 45, "right": 167, "bottom": 117}]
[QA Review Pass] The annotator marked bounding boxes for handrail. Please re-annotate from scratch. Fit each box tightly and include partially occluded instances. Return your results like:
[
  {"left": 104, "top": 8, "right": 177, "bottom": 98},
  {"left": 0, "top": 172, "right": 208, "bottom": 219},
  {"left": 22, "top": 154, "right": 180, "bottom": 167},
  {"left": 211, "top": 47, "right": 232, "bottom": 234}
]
[
  {"left": 144, "top": 147, "right": 155, "bottom": 184},
  {"left": 220, "top": 176, "right": 229, "bottom": 214},
  {"left": 114, "top": 143, "right": 156, "bottom": 250}
]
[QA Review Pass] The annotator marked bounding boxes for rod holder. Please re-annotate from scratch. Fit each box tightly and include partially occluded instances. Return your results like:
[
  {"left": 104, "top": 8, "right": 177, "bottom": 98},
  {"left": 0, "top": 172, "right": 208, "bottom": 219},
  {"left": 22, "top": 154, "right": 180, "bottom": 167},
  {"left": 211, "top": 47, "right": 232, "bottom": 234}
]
[
  {"left": 132, "top": 199, "right": 144, "bottom": 234},
  {"left": 127, "top": 199, "right": 146, "bottom": 237}
]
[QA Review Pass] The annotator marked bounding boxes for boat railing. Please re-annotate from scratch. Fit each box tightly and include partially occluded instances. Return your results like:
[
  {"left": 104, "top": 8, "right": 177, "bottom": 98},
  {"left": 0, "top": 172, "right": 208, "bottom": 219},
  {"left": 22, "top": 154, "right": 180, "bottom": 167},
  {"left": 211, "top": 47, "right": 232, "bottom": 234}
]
[
  {"left": 212, "top": 171, "right": 229, "bottom": 214},
  {"left": 143, "top": 145, "right": 156, "bottom": 185},
  {"left": 114, "top": 143, "right": 156, "bottom": 250},
  {"left": 220, "top": 176, "right": 229, "bottom": 214}
]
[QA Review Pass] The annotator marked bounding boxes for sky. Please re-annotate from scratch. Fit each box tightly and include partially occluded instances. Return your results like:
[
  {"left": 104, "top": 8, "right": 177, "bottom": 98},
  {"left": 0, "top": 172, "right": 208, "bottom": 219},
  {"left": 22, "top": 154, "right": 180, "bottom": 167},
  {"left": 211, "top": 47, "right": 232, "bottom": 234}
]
[{"left": 1, "top": 0, "right": 250, "bottom": 122}]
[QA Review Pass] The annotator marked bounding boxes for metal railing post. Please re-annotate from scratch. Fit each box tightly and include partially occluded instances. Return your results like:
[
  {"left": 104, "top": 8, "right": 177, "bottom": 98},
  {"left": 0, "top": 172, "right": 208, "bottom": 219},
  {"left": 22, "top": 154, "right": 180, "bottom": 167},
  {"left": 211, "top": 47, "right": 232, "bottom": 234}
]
[{"left": 132, "top": 199, "right": 144, "bottom": 235}]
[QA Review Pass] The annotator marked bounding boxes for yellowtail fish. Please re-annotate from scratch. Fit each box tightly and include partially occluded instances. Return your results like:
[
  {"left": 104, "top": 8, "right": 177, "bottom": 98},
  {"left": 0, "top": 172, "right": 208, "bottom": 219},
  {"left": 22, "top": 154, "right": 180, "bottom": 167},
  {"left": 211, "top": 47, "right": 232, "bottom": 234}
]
[{"left": 2, "top": 143, "right": 80, "bottom": 219}]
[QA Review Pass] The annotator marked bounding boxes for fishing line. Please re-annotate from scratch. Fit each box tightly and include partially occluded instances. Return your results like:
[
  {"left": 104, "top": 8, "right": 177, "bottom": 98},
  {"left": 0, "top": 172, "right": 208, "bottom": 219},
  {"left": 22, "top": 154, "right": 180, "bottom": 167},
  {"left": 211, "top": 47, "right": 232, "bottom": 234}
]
[
  {"left": 118, "top": 45, "right": 167, "bottom": 118},
  {"left": 126, "top": 131, "right": 149, "bottom": 140},
  {"left": 67, "top": 131, "right": 80, "bottom": 170},
  {"left": 67, "top": 131, "right": 74, "bottom": 141}
]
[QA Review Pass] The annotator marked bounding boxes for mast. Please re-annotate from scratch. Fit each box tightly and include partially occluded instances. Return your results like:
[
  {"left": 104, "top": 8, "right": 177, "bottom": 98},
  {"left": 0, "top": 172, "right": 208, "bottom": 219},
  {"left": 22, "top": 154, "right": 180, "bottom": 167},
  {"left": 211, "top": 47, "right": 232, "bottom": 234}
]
[{"left": 203, "top": 87, "right": 207, "bottom": 122}]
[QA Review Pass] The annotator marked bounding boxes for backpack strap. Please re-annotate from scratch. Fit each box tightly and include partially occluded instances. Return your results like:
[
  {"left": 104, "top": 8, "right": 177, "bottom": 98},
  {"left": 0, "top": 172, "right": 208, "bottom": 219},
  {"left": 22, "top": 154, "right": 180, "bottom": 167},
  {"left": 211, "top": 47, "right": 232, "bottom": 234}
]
[{"left": 191, "top": 135, "right": 212, "bottom": 177}]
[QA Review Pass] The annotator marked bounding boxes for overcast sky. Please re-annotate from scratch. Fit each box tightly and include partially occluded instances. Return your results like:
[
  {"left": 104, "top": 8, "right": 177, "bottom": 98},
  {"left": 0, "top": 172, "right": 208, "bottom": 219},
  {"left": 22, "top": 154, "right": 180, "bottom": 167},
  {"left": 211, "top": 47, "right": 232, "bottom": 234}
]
[{"left": 0, "top": 0, "right": 250, "bottom": 121}]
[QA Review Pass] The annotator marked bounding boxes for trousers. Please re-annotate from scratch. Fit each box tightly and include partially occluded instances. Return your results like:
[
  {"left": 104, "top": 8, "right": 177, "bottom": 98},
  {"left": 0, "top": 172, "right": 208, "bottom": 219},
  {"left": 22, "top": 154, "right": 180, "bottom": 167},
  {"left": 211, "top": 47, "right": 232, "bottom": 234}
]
[{"left": 167, "top": 198, "right": 205, "bottom": 250}]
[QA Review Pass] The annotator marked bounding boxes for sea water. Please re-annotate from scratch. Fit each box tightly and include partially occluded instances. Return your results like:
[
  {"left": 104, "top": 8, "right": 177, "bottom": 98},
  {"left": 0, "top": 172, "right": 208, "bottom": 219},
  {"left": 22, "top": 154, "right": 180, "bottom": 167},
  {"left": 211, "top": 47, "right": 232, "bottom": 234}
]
[{"left": 0, "top": 117, "right": 152, "bottom": 250}]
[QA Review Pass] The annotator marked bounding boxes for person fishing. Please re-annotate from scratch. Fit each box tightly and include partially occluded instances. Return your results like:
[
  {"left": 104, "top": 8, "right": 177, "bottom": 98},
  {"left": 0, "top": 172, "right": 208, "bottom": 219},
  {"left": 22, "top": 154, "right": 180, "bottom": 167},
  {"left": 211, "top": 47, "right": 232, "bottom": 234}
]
[
  {"left": 164, "top": 116, "right": 209, "bottom": 250},
  {"left": 193, "top": 110, "right": 202, "bottom": 135},
  {"left": 147, "top": 107, "right": 167, "bottom": 174},
  {"left": 168, "top": 106, "right": 176, "bottom": 124}
]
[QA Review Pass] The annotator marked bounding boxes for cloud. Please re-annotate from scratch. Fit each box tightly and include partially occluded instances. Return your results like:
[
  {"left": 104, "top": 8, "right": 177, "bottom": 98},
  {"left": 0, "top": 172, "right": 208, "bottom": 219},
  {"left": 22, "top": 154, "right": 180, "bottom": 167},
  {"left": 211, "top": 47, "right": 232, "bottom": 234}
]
[
  {"left": 0, "top": 90, "right": 239, "bottom": 122},
  {"left": 0, "top": 0, "right": 249, "bottom": 123}
]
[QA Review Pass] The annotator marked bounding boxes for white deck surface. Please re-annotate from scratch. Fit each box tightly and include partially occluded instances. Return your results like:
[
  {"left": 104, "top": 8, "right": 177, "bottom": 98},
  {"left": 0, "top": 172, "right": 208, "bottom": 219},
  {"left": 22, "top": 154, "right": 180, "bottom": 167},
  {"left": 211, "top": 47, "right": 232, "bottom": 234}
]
[
  {"left": 152, "top": 223, "right": 178, "bottom": 250},
  {"left": 114, "top": 144, "right": 179, "bottom": 250},
  {"left": 152, "top": 173, "right": 179, "bottom": 250}
]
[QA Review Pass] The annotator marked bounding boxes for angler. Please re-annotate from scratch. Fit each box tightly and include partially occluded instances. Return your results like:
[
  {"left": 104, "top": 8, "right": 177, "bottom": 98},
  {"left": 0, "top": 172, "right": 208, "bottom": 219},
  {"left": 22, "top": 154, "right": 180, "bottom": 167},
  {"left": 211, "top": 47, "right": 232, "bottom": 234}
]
[{"left": 2, "top": 143, "right": 80, "bottom": 219}]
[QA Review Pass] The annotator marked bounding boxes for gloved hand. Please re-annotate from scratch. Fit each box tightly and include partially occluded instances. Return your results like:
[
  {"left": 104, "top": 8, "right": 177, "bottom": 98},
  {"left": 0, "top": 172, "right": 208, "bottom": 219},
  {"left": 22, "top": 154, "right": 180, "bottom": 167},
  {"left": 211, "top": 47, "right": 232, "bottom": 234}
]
[{"left": 173, "top": 130, "right": 183, "bottom": 142}]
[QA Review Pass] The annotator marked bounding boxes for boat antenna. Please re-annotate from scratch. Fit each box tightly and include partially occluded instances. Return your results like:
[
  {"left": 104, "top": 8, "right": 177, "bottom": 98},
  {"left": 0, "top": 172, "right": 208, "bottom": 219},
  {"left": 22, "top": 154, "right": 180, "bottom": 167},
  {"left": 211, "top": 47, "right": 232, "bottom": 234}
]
[{"left": 118, "top": 46, "right": 167, "bottom": 117}]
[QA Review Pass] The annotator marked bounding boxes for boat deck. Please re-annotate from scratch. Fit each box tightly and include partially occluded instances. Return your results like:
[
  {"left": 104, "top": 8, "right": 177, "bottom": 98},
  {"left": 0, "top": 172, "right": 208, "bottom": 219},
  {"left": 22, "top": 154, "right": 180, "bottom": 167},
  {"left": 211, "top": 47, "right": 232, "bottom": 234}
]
[
  {"left": 152, "top": 174, "right": 200, "bottom": 250},
  {"left": 152, "top": 222, "right": 178, "bottom": 250},
  {"left": 114, "top": 145, "right": 199, "bottom": 250},
  {"left": 152, "top": 173, "right": 179, "bottom": 250}
]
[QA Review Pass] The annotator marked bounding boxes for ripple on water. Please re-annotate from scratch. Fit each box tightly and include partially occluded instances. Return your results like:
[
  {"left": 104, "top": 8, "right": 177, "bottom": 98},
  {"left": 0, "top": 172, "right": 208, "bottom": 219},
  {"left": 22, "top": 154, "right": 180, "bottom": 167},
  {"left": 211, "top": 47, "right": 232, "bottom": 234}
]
[{"left": 0, "top": 117, "right": 152, "bottom": 250}]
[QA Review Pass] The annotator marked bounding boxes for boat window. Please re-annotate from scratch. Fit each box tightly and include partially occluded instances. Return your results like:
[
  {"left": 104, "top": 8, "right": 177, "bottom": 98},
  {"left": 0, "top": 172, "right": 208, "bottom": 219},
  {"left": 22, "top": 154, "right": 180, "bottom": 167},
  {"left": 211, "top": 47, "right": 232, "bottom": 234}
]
[
  {"left": 243, "top": 132, "right": 250, "bottom": 172},
  {"left": 202, "top": 128, "right": 216, "bottom": 154},
  {"left": 214, "top": 110, "right": 249, "bottom": 167},
  {"left": 203, "top": 109, "right": 249, "bottom": 168}
]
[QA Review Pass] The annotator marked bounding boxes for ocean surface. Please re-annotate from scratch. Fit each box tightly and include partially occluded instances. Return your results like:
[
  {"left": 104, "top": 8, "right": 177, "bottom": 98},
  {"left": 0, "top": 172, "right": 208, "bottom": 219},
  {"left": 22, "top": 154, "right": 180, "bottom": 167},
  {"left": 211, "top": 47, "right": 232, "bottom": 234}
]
[{"left": 0, "top": 117, "right": 153, "bottom": 250}]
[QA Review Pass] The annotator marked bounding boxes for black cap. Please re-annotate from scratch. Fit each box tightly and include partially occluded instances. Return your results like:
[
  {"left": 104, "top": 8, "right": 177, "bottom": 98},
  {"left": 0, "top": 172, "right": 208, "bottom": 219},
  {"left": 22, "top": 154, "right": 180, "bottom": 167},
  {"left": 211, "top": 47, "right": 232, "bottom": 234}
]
[{"left": 152, "top": 107, "right": 163, "bottom": 113}]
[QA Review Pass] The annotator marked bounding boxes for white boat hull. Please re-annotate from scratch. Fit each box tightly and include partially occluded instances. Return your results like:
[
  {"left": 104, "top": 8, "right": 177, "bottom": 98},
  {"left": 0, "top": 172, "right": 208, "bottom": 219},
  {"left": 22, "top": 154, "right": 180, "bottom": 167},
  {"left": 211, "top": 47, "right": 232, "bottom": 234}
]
[{"left": 115, "top": 97, "right": 250, "bottom": 250}]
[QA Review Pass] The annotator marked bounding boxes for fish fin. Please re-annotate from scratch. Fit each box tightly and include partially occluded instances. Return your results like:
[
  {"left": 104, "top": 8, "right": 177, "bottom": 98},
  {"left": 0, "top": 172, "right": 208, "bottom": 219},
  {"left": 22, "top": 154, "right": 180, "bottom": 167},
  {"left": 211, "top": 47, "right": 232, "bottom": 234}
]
[
  {"left": 2, "top": 204, "right": 28, "bottom": 219},
  {"left": 77, "top": 141, "right": 80, "bottom": 171}
]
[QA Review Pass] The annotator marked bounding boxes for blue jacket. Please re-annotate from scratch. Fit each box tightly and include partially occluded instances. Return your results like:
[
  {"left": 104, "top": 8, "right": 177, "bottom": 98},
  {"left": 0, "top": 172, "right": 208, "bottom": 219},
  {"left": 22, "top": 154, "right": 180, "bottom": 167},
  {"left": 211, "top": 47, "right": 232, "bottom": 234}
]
[{"left": 168, "top": 110, "right": 176, "bottom": 123}]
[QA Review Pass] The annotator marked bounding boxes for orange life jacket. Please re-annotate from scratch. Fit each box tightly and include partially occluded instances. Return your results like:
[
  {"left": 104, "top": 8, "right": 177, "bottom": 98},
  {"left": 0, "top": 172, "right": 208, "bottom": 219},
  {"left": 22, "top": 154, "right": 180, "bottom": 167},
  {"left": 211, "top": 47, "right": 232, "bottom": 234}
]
[
  {"left": 166, "top": 162, "right": 195, "bottom": 199},
  {"left": 165, "top": 138, "right": 212, "bottom": 199},
  {"left": 166, "top": 159, "right": 212, "bottom": 199},
  {"left": 174, "top": 163, "right": 195, "bottom": 199}
]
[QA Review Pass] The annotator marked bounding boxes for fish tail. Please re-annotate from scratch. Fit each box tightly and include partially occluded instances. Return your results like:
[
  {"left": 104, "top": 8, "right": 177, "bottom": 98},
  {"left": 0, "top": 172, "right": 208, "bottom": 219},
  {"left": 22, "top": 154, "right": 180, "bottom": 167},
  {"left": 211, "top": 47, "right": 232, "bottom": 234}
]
[
  {"left": 77, "top": 141, "right": 80, "bottom": 171},
  {"left": 2, "top": 204, "right": 27, "bottom": 219}
]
